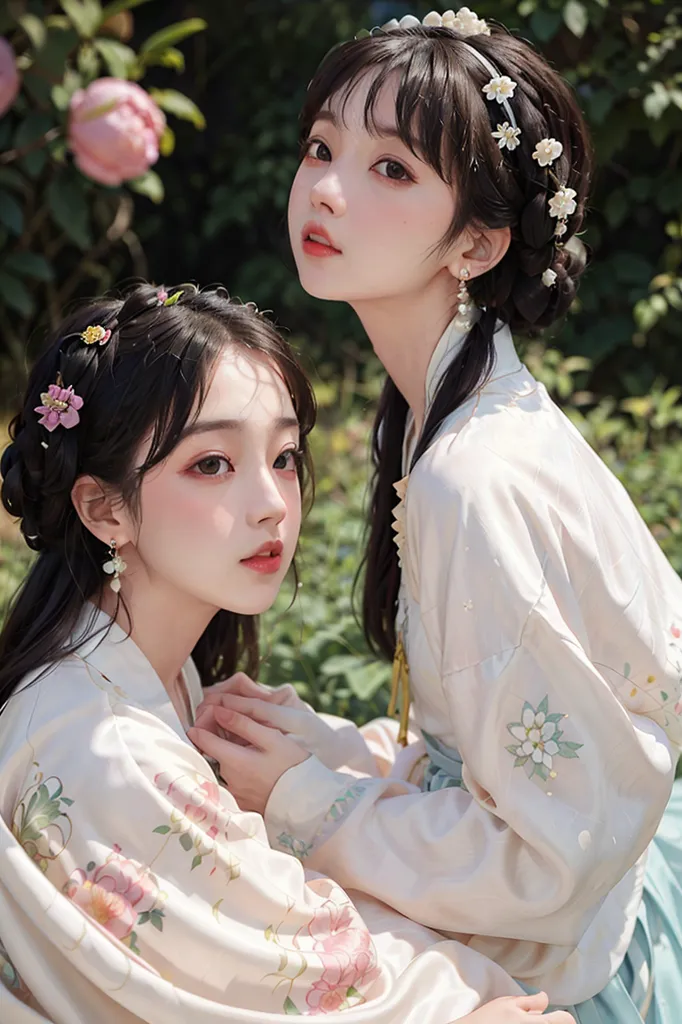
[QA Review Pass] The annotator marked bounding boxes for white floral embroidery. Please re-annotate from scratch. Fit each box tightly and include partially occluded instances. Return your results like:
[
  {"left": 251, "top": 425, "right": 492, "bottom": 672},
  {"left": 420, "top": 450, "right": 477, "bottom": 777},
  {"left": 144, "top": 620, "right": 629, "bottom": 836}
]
[
  {"left": 532, "top": 138, "right": 563, "bottom": 167},
  {"left": 482, "top": 75, "right": 517, "bottom": 104},
  {"left": 548, "top": 187, "right": 577, "bottom": 220},
  {"left": 492, "top": 122, "right": 522, "bottom": 151},
  {"left": 506, "top": 696, "right": 583, "bottom": 783}
]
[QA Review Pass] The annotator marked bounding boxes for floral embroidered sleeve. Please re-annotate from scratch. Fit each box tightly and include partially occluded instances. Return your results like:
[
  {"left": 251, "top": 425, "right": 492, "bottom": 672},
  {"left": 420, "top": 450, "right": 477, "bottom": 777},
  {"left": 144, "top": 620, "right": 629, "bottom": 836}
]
[
  {"left": 265, "top": 434, "right": 677, "bottom": 1004},
  {"left": 7, "top": 680, "right": 388, "bottom": 1017}
]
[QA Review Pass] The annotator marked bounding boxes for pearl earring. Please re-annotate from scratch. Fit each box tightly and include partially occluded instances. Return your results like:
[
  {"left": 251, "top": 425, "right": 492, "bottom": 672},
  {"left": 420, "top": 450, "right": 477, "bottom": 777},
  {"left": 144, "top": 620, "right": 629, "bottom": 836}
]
[
  {"left": 103, "top": 540, "right": 126, "bottom": 593},
  {"left": 454, "top": 268, "right": 476, "bottom": 332}
]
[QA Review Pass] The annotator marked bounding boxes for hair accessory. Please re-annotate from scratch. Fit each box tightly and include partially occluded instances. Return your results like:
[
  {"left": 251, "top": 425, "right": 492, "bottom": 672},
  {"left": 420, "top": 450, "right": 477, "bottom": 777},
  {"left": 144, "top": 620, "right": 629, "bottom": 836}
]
[
  {"left": 454, "top": 268, "right": 476, "bottom": 332},
  {"left": 156, "top": 287, "right": 169, "bottom": 305},
  {"left": 532, "top": 138, "right": 563, "bottom": 167},
  {"left": 482, "top": 75, "right": 516, "bottom": 104},
  {"left": 81, "top": 324, "right": 111, "bottom": 346},
  {"left": 492, "top": 122, "right": 521, "bottom": 151},
  {"left": 548, "top": 187, "right": 577, "bottom": 239},
  {"left": 103, "top": 540, "right": 126, "bottom": 593},
  {"left": 542, "top": 268, "right": 558, "bottom": 288},
  {"left": 34, "top": 376, "right": 84, "bottom": 432}
]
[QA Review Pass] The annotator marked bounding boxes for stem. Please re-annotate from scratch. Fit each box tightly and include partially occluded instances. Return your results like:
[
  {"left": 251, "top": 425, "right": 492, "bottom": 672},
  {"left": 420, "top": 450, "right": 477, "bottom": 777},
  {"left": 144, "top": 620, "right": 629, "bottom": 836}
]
[{"left": 0, "top": 128, "right": 62, "bottom": 166}]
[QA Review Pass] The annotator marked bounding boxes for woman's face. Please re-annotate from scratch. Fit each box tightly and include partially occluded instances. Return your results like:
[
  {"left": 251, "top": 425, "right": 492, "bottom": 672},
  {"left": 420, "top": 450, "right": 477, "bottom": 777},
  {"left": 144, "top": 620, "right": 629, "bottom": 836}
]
[
  {"left": 129, "top": 348, "right": 302, "bottom": 617},
  {"left": 288, "top": 72, "right": 458, "bottom": 304}
]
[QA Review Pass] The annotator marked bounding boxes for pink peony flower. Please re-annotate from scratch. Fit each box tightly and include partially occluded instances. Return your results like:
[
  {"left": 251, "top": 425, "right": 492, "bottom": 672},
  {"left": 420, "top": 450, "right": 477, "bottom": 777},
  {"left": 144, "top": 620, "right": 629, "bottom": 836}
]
[
  {"left": 0, "top": 38, "right": 20, "bottom": 118},
  {"left": 155, "top": 773, "right": 230, "bottom": 841},
  {"left": 34, "top": 383, "right": 84, "bottom": 431},
  {"left": 68, "top": 77, "right": 166, "bottom": 186},
  {"left": 65, "top": 847, "right": 158, "bottom": 942},
  {"left": 298, "top": 895, "right": 379, "bottom": 1013}
]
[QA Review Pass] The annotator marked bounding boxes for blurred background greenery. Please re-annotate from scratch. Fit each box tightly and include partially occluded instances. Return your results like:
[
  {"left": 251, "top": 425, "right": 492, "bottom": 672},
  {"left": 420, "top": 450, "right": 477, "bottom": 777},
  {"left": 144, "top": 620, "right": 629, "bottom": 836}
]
[{"left": 0, "top": 0, "right": 681, "bottom": 723}]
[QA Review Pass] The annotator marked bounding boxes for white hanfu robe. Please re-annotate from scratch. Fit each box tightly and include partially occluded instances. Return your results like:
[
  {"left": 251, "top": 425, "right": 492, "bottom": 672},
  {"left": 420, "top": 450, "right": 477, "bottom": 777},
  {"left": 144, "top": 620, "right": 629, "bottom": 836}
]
[
  {"left": 0, "top": 607, "right": 524, "bottom": 1023},
  {"left": 264, "top": 320, "right": 680, "bottom": 1008}
]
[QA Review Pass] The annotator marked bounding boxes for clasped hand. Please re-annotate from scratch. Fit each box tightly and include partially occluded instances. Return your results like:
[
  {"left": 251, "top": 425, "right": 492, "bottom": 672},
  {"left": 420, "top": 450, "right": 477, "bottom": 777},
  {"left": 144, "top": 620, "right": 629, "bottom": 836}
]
[{"left": 187, "top": 673, "right": 315, "bottom": 815}]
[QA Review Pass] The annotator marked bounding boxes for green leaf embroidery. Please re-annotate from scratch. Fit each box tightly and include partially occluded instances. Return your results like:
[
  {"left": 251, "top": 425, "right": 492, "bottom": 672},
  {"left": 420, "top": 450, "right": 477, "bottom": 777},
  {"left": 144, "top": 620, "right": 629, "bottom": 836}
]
[
  {"left": 191, "top": 854, "right": 203, "bottom": 871},
  {"left": 153, "top": 825, "right": 171, "bottom": 834},
  {"left": 283, "top": 996, "right": 301, "bottom": 1014},
  {"left": 179, "top": 832, "right": 193, "bottom": 852}
]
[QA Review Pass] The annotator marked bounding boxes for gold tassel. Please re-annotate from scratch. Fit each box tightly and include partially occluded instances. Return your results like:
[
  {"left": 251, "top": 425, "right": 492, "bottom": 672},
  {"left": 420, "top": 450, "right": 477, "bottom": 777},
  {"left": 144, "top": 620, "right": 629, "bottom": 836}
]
[{"left": 388, "top": 632, "right": 411, "bottom": 747}]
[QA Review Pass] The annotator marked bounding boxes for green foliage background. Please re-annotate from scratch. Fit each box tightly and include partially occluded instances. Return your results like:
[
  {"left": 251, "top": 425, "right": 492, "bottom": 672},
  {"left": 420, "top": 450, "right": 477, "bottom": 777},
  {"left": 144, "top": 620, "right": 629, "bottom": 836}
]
[{"left": 0, "top": 0, "right": 681, "bottom": 722}]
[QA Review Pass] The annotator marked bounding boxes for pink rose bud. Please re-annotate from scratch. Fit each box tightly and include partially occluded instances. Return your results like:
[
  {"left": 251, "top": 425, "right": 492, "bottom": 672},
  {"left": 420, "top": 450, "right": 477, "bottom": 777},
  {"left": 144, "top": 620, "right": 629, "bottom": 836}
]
[
  {"left": 68, "top": 77, "right": 166, "bottom": 187},
  {"left": 0, "top": 38, "right": 20, "bottom": 118}
]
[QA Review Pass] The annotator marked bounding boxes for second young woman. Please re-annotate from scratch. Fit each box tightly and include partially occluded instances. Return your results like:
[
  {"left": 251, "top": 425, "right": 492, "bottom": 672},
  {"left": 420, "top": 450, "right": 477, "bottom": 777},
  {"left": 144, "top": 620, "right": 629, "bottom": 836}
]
[{"left": 191, "top": 10, "right": 682, "bottom": 1023}]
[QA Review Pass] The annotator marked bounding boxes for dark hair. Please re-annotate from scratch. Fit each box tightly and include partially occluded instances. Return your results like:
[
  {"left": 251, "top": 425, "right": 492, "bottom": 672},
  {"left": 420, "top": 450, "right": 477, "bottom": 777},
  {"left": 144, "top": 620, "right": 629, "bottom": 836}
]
[
  {"left": 300, "top": 23, "right": 592, "bottom": 658},
  {"left": 0, "top": 283, "right": 316, "bottom": 709}
]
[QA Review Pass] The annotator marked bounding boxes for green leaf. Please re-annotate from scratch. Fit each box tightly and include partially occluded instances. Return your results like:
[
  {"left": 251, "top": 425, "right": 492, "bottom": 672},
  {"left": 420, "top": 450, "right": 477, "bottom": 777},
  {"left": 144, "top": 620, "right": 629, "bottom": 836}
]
[
  {"left": 149, "top": 88, "right": 206, "bottom": 129},
  {"left": 563, "top": 1, "right": 588, "bottom": 38},
  {"left": 661, "top": 691, "right": 669, "bottom": 702},
  {"left": 94, "top": 38, "right": 137, "bottom": 77},
  {"left": 2, "top": 252, "right": 54, "bottom": 282},
  {"left": 150, "top": 910, "right": 164, "bottom": 930},
  {"left": 86, "top": 861, "right": 96, "bottom": 871},
  {"left": 47, "top": 172, "right": 92, "bottom": 249},
  {"left": 283, "top": 996, "right": 301, "bottom": 1015},
  {"left": 191, "top": 854, "right": 202, "bottom": 870},
  {"left": 33, "top": 24, "right": 80, "bottom": 78},
  {"left": 61, "top": 797, "right": 74, "bottom": 806},
  {"left": 129, "top": 170, "right": 164, "bottom": 203},
  {"left": 644, "top": 84, "right": 670, "bottom": 121},
  {"left": 18, "top": 13, "right": 48, "bottom": 50},
  {"left": 140, "top": 18, "right": 207, "bottom": 56},
  {"left": 530, "top": 9, "right": 561, "bottom": 42},
  {"left": 0, "top": 190, "right": 24, "bottom": 236},
  {"left": 13, "top": 112, "right": 57, "bottom": 179},
  {"left": 179, "top": 831, "right": 193, "bottom": 852},
  {"left": 137, "top": 911, "right": 151, "bottom": 925},
  {"left": 99, "top": 0, "right": 154, "bottom": 21},
  {"left": 141, "top": 47, "right": 185, "bottom": 73},
  {"left": 159, "top": 125, "right": 175, "bottom": 157},
  {"left": 153, "top": 825, "right": 171, "bottom": 834},
  {"left": 60, "top": 0, "right": 103, "bottom": 38},
  {"left": 537, "top": 695, "right": 549, "bottom": 717},
  {"left": 0, "top": 168, "right": 25, "bottom": 193},
  {"left": 0, "top": 271, "right": 34, "bottom": 317}
]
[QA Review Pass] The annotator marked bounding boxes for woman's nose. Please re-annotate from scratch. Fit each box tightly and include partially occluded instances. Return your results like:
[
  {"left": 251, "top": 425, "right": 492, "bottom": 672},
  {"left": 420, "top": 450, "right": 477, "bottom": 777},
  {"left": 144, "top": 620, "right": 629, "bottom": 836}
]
[{"left": 310, "top": 169, "right": 347, "bottom": 217}]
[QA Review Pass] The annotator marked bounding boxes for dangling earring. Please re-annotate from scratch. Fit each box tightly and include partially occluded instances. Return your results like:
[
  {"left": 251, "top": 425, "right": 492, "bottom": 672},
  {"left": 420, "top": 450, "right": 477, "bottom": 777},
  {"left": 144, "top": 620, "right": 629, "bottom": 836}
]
[
  {"left": 454, "top": 267, "right": 476, "bottom": 332},
  {"left": 103, "top": 540, "right": 126, "bottom": 593}
]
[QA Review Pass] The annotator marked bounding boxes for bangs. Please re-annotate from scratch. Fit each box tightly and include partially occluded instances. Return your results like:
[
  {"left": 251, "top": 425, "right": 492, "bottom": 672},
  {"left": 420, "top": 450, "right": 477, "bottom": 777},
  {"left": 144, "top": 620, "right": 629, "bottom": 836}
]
[{"left": 301, "top": 34, "right": 481, "bottom": 184}]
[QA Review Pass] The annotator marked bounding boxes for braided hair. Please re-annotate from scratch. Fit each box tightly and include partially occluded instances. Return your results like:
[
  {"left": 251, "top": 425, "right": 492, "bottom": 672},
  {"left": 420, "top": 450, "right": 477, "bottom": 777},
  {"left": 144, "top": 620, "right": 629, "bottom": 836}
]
[
  {"left": 0, "top": 284, "right": 316, "bottom": 708},
  {"left": 299, "top": 20, "right": 592, "bottom": 658}
]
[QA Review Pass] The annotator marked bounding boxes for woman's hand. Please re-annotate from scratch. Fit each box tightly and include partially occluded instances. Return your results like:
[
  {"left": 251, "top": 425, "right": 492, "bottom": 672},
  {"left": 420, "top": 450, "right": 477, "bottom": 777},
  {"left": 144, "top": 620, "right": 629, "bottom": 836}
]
[
  {"left": 459, "top": 992, "right": 574, "bottom": 1023},
  {"left": 187, "top": 705, "right": 310, "bottom": 815},
  {"left": 195, "top": 679, "right": 370, "bottom": 771}
]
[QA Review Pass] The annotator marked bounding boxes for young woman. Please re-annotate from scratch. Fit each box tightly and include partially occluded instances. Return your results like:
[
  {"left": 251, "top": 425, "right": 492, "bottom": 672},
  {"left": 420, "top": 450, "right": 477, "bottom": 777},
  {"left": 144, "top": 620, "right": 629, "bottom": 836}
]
[
  {"left": 189, "top": 9, "right": 682, "bottom": 1023},
  {"left": 0, "top": 283, "right": 573, "bottom": 1023}
]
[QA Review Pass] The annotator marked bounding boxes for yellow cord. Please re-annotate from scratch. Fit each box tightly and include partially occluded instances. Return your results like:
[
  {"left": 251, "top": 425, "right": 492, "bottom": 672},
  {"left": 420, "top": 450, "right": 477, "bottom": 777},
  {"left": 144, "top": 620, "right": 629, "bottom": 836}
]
[{"left": 388, "top": 632, "right": 411, "bottom": 747}]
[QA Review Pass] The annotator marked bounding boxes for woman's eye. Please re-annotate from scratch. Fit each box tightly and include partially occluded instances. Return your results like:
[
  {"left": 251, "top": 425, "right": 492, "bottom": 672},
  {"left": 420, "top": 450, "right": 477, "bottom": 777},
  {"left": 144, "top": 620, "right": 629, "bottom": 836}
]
[
  {"left": 305, "top": 139, "right": 332, "bottom": 162},
  {"left": 374, "top": 159, "right": 413, "bottom": 182},
  {"left": 193, "top": 456, "right": 232, "bottom": 477},
  {"left": 274, "top": 450, "right": 300, "bottom": 472}
]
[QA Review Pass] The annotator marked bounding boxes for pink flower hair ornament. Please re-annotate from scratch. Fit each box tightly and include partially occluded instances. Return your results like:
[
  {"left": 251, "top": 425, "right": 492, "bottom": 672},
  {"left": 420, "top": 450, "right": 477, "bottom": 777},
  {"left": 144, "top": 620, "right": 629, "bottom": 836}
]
[{"left": 34, "top": 377, "right": 84, "bottom": 432}]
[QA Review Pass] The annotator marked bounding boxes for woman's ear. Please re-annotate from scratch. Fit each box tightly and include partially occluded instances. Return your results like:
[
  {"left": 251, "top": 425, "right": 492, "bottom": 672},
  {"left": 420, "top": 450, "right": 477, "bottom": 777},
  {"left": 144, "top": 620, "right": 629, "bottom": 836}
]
[
  {"left": 71, "top": 475, "right": 133, "bottom": 549},
  {"left": 445, "top": 224, "right": 511, "bottom": 281}
]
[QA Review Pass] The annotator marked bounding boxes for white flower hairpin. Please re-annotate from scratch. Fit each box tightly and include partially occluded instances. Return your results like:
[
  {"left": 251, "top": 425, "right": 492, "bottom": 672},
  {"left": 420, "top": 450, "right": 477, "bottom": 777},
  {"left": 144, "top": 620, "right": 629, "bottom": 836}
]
[
  {"left": 380, "top": 8, "right": 491, "bottom": 35},
  {"left": 533, "top": 138, "right": 563, "bottom": 167},
  {"left": 482, "top": 75, "right": 516, "bottom": 103},
  {"left": 492, "top": 122, "right": 521, "bottom": 151}
]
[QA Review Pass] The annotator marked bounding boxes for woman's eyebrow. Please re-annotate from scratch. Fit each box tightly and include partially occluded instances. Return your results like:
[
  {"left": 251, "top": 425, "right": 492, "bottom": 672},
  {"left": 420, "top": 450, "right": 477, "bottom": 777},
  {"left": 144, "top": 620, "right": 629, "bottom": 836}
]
[
  {"left": 314, "top": 108, "right": 404, "bottom": 142},
  {"left": 179, "top": 417, "right": 299, "bottom": 441}
]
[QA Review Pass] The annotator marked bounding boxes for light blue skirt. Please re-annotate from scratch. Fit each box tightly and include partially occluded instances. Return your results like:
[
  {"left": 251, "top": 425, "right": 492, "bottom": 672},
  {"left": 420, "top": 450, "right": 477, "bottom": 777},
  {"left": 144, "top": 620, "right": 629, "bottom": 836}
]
[{"left": 422, "top": 731, "right": 682, "bottom": 1022}]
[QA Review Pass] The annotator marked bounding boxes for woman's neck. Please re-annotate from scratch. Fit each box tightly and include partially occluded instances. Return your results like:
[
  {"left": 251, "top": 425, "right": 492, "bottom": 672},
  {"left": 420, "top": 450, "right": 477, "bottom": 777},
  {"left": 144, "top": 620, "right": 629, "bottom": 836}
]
[
  {"left": 351, "top": 273, "right": 459, "bottom": 434},
  {"left": 99, "top": 567, "right": 216, "bottom": 690}
]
